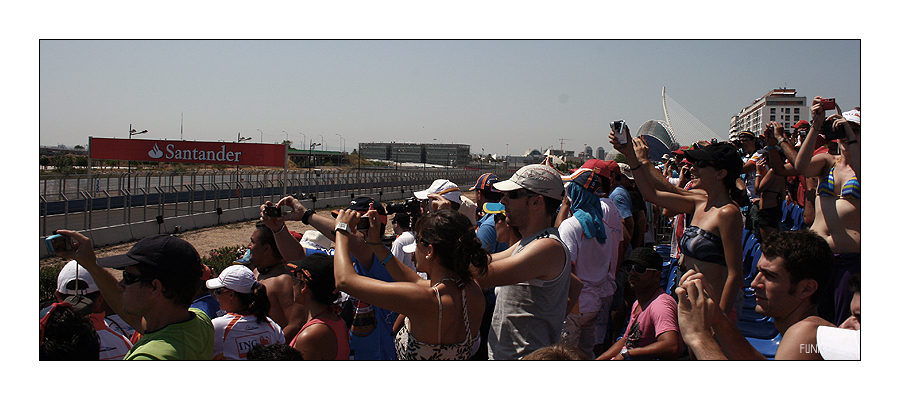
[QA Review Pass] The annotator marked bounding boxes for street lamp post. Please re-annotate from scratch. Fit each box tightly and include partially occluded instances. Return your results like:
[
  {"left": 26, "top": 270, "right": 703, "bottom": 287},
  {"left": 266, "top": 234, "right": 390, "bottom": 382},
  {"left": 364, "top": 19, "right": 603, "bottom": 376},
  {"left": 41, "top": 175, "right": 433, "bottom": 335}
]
[
  {"left": 257, "top": 129, "right": 263, "bottom": 143},
  {"left": 335, "top": 133, "right": 345, "bottom": 166},
  {"left": 127, "top": 124, "right": 148, "bottom": 192},
  {"left": 237, "top": 133, "right": 252, "bottom": 175}
]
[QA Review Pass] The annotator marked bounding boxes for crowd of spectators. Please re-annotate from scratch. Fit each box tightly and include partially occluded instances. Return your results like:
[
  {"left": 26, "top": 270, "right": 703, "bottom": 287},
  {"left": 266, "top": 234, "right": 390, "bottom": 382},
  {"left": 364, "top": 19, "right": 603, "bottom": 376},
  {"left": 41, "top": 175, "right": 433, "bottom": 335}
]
[{"left": 43, "top": 96, "right": 859, "bottom": 361}]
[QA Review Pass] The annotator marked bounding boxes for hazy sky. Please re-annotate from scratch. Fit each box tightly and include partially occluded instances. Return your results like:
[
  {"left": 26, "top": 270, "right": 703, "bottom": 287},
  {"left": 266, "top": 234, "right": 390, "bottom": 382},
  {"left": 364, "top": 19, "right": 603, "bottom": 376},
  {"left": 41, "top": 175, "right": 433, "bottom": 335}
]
[{"left": 39, "top": 40, "right": 860, "bottom": 156}]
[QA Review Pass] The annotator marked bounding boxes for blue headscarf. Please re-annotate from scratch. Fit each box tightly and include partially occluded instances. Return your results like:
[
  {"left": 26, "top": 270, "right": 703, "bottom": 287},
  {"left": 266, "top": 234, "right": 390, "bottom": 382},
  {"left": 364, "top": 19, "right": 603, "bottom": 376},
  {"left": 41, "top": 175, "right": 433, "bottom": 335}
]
[{"left": 565, "top": 183, "right": 606, "bottom": 243}]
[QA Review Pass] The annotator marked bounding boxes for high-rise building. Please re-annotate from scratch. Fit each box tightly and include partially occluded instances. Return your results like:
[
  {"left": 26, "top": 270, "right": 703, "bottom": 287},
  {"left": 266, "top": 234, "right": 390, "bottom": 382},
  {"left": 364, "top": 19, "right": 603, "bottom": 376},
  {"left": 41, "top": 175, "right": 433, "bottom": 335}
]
[
  {"left": 582, "top": 145, "right": 593, "bottom": 158},
  {"left": 731, "top": 88, "right": 808, "bottom": 137},
  {"left": 595, "top": 146, "right": 606, "bottom": 160}
]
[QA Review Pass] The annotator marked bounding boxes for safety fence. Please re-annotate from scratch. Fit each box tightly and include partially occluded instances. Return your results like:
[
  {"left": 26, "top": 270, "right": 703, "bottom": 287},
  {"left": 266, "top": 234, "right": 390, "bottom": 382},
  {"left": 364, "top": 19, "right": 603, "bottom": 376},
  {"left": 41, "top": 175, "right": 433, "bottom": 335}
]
[{"left": 39, "top": 168, "right": 506, "bottom": 257}]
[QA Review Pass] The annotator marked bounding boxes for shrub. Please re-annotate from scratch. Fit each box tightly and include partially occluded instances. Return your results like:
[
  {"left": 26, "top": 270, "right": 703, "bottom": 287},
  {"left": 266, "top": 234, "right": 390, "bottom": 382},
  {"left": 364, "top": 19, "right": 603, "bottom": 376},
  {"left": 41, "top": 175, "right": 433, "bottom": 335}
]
[
  {"left": 39, "top": 261, "right": 67, "bottom": 306},
  {"left": 202, "top": 245, "right": 244, "bottom": 276}
]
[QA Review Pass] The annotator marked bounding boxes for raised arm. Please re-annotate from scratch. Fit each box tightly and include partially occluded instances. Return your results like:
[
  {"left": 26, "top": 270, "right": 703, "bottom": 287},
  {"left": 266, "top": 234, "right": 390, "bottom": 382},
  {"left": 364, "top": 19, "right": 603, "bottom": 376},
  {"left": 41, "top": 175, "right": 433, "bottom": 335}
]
[
  {"left": 360, "top": 208, "right": 425, "bottom": 285},
  {"left": 793, "top": 97, "right": 831, "bottom": 178},
  {"left": 474, "top": 237, "right": 566, "bottom": 289},
  {"left": 611, "top": 130, "right": 698, "bottom": 215},
  {"left": 260, "top": 200, "right": 307, "bottom": 263},
  {"left": 55, "top": 230, "right": 146, "bottom": 333},
  {"left": 331, "top": 210, "right": 435, "bottom": 318}
]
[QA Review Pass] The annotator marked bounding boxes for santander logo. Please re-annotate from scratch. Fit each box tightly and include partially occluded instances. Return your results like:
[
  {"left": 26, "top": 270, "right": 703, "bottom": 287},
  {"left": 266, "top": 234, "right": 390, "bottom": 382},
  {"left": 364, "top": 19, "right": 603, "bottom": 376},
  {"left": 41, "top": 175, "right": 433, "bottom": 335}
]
[
  {"left": 148, "top": 144, "right": 164, "bottom": 159},
  {"left": 143, "top": 142, "right": 245, "bottom": 163}
]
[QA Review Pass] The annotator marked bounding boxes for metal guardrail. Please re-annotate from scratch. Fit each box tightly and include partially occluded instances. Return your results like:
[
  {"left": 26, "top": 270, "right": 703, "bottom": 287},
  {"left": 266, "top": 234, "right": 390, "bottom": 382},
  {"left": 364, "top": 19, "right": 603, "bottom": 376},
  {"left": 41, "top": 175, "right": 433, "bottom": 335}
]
[{"left": 39, "top": 168, "right": 510, "bottom": 237}]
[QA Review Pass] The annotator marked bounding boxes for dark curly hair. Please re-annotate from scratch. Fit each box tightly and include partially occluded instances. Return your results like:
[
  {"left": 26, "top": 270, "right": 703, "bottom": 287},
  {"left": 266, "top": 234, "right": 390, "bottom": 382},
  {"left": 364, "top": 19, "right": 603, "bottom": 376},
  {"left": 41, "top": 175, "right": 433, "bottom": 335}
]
[
  {"left": 414, "top": 209, "right": 490, "bottom": 283},
  {"left": 760, "top": 230, "right": 835, "bottom": 304}
]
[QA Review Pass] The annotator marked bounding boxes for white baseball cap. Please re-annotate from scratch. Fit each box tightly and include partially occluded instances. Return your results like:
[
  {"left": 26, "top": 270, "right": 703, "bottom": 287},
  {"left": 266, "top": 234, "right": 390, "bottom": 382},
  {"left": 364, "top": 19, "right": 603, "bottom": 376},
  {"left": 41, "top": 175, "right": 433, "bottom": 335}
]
[
  {"left": 206, "top": 265, "right": 258, "bottom": 294},
  {"left": 57, "top": 260, "right": 99, "bottom": 295},
  {"left": 300, "top": 230, "right": 333, "bottom": 251},
  {"left": 414, "top": 179, "right": 462, "bottom": 204}
]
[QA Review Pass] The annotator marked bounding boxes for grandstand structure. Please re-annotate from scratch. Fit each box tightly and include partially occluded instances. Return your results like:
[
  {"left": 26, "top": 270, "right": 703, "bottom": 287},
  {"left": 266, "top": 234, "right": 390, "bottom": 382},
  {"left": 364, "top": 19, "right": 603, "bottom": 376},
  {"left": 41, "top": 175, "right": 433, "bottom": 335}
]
[{"left": 630, "top": 87, "right": 728, "bottom": 161}]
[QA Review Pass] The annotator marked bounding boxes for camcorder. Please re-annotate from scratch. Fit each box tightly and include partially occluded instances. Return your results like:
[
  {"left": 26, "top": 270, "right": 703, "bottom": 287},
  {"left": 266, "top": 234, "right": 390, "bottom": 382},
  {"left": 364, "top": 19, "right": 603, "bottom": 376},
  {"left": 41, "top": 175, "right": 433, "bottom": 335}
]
[{"left": 385, "top": 197, "right": 421, "bottom": 217}]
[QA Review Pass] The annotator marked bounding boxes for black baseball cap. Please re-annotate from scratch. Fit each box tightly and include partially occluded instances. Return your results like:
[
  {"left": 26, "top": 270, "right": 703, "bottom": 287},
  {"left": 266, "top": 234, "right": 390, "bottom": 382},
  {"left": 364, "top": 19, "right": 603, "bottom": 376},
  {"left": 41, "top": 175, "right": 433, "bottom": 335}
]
[
  {"left": 683, "top": 142, "right": 743, "bottom": 178},
  {"left": 96, "top": 234, "right": 203, "bottom": 278},
  {"left": 623, "top": 247, "right": 663, "bottom": 271}
]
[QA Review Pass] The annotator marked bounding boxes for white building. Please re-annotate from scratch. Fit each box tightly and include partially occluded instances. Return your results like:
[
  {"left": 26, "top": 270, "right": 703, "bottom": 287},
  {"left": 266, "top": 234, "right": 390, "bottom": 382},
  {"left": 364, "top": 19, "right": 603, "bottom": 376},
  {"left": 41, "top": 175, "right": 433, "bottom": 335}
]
[{"left": 730, "top": 88, "right": 808, "bottom": 137}]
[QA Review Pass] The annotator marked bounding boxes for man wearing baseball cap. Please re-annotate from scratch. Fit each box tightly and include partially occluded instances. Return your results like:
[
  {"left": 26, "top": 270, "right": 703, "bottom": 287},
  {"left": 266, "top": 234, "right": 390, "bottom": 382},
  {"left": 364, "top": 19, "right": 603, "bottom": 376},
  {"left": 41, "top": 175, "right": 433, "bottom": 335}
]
[
  {"left": 470, "top": 173, "right": 507, "bottom": 253},
  {"left": 55, "top": 231, "right": 214, "bottom": 360},
  {"left": 472, "top": 163, "right": 573, "bottom": 360},
  {"left": 415, "top": 178, "right": 478, "bottom": 224}
]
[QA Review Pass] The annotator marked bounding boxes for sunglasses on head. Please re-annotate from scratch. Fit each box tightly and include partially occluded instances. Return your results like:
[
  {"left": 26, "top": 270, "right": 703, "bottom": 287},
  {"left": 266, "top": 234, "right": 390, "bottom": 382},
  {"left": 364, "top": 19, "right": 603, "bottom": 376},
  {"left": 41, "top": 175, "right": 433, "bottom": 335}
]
[
  {"left": 121, "top": 270, "right": 156, "bottom": 285},
  {"left": 624, "top": 263, "right": 659, "bottom": 275},
  {"left": 506, "top": 189, "right": 539, "bottom": 199}
]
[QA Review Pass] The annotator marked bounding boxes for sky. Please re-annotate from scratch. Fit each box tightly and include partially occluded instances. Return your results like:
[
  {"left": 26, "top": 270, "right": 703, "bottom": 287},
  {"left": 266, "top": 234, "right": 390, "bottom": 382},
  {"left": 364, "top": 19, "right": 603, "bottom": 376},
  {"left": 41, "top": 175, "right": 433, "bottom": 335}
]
[{"left": 39, "top": 39, "right": 860, "bottom": 157}]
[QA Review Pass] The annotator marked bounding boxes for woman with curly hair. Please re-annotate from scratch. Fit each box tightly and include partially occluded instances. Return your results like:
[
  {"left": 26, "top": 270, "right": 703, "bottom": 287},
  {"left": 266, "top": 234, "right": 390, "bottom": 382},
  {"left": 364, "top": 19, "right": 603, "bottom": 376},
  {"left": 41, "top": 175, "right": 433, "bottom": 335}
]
[{"left": 333, "top": 208, "right": 488, "bottom": 360}]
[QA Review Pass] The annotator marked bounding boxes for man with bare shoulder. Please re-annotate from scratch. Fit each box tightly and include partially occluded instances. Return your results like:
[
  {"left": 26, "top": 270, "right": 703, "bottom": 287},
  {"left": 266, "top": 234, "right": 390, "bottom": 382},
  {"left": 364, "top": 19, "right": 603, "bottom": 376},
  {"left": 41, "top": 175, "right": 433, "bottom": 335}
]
[
  {"left": 472, "top": 163, "right": 573, "bottom": 360},
  {"left": 247, "top": 221, "right": 306, "bottom": 342},
  {"left": 677, "top": 229, "right": 835, "bottom": 360}
]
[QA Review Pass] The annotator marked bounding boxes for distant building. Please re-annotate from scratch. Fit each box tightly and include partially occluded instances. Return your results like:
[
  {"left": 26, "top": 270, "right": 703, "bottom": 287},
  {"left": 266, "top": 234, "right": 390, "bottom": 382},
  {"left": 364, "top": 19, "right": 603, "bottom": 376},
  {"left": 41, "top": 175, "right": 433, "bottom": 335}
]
[
  {"left": 731, "top": 88, "right": 808, "bottom": 137},
  {"left": 595, "top": 147, "right": 606, "bottom": 160},
  {"left": 359, "top": 142, "right": 470, "bottom": 167},
  {"left": 582, "top": 145, "right": 593, "bottom": 159}
]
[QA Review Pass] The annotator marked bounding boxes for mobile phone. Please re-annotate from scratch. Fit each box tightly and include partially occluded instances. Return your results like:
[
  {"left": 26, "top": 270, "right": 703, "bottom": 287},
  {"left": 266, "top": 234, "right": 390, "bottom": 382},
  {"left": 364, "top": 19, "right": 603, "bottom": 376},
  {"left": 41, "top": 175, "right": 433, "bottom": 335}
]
[
  {"left": 265, "top": 205, "right": 282, "bottom": 218},
  {"left": 357, "top": 216, "right": 370, "bottom": 230},
  {"left": 45, "top": 234, "right": 73, "bottom": 253},
  {"left": 821, "top": 98, "right": 836, "bottom": 111},
  {"left": 610, "top": 120, "right": 627, "bottom": 144}
]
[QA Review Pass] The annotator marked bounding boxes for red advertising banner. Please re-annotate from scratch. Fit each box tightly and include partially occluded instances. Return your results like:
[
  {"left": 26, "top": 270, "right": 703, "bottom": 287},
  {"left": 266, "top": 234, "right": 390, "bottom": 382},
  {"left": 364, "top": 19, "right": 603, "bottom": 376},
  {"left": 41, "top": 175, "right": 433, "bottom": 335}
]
[{"left": 90, "top": 138, "right": 286, "bottom": 168}]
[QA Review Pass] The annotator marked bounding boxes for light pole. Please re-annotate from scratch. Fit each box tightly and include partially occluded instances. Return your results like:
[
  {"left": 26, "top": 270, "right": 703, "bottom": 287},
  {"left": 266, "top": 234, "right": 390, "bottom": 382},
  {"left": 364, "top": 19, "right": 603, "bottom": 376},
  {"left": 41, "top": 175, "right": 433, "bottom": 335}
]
[
  {"left": 335, "top": 133, "right": 345, "bottom": 166},
  {"left": 257, "top": 129, "right": 263, "bottom": 143},
  {"left": 237, "top": 133, "right": 252, "bottom": 175},
  {"left": 297, "top": 132, "right": 306, "bottom": 167},
  {"left": 127, "top": 124, "right": 148, "bottom": 192},
  {"left": 319, "top": 134, "right": 327, "bottom": 152}
]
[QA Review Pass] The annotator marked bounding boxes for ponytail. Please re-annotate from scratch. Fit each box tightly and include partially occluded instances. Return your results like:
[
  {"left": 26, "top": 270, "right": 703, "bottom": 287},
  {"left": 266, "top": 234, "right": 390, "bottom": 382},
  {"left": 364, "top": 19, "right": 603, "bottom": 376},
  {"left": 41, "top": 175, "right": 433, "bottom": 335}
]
[{"left": 236, "top": 283, "right": 272, "bottom": 324}]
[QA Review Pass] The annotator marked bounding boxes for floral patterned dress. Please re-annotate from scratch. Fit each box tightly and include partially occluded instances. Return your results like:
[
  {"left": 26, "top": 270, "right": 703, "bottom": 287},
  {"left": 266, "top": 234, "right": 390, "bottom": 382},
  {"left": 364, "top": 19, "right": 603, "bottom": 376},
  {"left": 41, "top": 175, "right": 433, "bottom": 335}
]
[{"left": 394, "top": 278, "right": 478, "bottom": 360}]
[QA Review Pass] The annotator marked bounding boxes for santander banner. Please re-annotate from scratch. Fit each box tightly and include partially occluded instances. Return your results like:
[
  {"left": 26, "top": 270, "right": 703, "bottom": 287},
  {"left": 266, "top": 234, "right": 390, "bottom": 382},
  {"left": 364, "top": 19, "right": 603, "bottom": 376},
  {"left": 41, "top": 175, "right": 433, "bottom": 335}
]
[{"left": 90, "top": 138, "right": 286, "bottom": 168}]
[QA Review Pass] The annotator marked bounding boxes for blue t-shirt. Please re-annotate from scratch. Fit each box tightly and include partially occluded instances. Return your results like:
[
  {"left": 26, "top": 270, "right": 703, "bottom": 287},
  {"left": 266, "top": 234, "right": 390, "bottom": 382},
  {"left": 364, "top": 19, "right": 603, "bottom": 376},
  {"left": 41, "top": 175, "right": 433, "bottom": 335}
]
[
  {"left": 302, "top": 247, "right": 398, "bottom": 360},
  {"left": 349, "top": 256, "right": 399, "bottom": 360},
  {"left": 191, "top": 292, "right": 223, "bottom": 319},
  {"left": 610, "top": 186, "right": 634, "bottom": 220},
  {"left": 477, "top": 213, "right": 509, "bottom": 254}
]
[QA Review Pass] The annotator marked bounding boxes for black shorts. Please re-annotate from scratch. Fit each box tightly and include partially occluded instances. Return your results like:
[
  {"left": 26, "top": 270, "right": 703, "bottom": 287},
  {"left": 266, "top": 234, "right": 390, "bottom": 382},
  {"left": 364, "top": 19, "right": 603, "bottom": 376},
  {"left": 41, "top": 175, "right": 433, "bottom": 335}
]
[{"left": 757, "top": 206, "right": 782, "bottom": 229}]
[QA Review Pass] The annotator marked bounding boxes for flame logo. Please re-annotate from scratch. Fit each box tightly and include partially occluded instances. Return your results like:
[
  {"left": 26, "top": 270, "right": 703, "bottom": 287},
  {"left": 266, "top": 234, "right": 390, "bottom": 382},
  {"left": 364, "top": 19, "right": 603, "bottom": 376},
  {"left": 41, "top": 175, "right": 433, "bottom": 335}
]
[{"left": 148, "top": 144, "right": 164, "bottom": 159}]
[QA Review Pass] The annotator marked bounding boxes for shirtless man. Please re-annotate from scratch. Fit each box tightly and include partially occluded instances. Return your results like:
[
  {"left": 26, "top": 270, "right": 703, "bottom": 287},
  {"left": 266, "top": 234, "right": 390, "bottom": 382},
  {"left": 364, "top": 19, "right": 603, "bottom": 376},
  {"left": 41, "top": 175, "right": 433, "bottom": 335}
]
[
  {"left": 247, "top": 222, "right": 306, "bottom": 342},
  {"left": 754, "top": 123, "right": 787, "bottom": 243},
  {"left": 676, "top": 229, "right": 836, "bottom": 360}
]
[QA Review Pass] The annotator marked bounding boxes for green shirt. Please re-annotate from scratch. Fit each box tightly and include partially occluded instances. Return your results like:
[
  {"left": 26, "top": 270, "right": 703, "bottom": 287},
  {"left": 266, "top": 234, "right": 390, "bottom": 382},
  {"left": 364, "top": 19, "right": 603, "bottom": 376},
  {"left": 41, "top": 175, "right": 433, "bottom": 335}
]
[{"left": 124, "top": 308, "right": 214, "bottom": 360}]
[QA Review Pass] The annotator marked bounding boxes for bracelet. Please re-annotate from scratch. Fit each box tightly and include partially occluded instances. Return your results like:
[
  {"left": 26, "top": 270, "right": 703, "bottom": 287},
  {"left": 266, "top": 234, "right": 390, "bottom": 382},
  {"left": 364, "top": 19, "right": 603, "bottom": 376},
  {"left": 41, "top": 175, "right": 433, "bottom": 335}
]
[
  {"left": 630, "top": 162, "right": 643, "bottom": 170},
  {"left": 379, "top": 252, "right": 394, "bottom": 265},
  {"left": 301, "top": 209, "right": 315, "bottom": 225},
  {"left": 273, "top": 223, "right": 286, "bottom": 235},
  {"left": 364, "top": 240, "right": 382, "bottom": 245}
]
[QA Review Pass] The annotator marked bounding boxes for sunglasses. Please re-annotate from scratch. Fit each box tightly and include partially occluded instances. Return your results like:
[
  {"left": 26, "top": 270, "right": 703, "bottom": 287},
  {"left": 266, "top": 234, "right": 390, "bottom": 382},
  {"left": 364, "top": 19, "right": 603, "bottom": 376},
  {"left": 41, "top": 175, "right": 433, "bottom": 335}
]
[
  {"left": 506, "top": 189, "right": 539, "bottom": 200},
  {"left": 624, "top": 263, "right": 659, "bottom": 275},
  {"left": 692, "top": 159, "right": 715, "bottom": 169},
  {"left": 121, "top": 270, "right": 156, "bottom": 286}
]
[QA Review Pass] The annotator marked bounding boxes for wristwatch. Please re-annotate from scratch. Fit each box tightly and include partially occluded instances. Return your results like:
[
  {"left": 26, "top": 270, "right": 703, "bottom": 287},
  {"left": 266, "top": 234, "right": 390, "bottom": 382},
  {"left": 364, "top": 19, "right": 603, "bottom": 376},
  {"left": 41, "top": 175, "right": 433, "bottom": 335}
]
[
  {"left": 620, "top": 347, "right": 631, "bottom": 360},
  {"left": 334, "top": 222, "right": 350, "bottom": 234},
  {"left": 777, "top": 137, "right": 788, "bottom": 146}
]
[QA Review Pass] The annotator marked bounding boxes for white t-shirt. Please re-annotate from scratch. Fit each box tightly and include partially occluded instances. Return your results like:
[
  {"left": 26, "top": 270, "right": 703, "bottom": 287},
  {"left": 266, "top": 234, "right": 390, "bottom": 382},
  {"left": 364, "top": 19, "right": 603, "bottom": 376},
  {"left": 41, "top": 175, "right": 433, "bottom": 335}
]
[
  {"left": 391, "top": 230, "right": 428, "bottom": 279},
  {"left": 211, "top": 313, "right": 285, "bottom": 360},
  {"left": 558, "top": 198, "right": 624, "bottom": 314}
]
